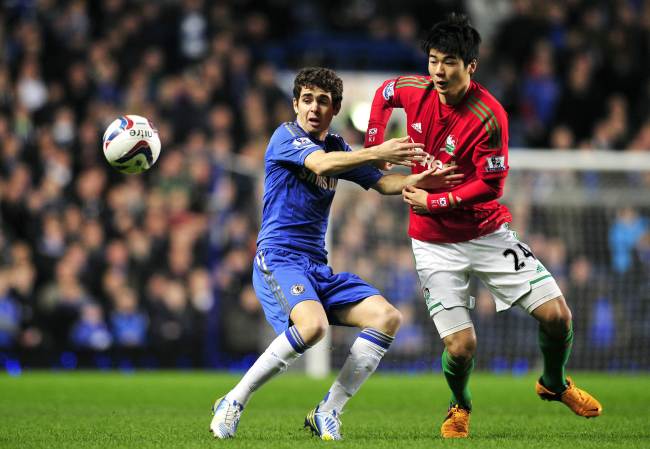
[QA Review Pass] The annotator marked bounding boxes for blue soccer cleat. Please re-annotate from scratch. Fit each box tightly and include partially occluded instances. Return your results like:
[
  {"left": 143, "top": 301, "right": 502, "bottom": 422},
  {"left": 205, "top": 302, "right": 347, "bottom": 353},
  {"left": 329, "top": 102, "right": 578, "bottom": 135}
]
[
  {"left": 304, "top": 406, "right": 342, "bottom": 441},
  {"left": 209, "top": 396, "right": 244, "bottom": 439}
]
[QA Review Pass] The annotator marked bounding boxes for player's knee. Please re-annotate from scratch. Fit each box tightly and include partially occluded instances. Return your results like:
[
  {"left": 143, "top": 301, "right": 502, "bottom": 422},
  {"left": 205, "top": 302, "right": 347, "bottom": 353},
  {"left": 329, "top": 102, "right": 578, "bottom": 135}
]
[
  {"left": 542, "top": 301, "right": 573, "bottom": 337},
  {"left": 295, "top": 319, "right": 329, "bottom": 346},
  {"left": 445, "top": 335, "right": 477, "bottom": 361},
  {"left": 362, "top": 302, "right": 402, "bottom": 335},
  {"left": 377, "top": 304, "right": 402, "bottom": 335}
]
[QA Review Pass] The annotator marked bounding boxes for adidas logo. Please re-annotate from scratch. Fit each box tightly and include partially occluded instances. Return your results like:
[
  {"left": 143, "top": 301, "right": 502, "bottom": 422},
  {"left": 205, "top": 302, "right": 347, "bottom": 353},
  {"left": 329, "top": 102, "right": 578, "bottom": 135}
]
[{"left": 411, "top": 122, "right": 422, "bottom": 133}]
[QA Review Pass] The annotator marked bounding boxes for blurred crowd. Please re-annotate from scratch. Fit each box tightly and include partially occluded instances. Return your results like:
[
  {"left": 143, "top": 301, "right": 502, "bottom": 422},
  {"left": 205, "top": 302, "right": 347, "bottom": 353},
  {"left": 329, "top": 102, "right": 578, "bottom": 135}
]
[{"left": 0, "top": 0, "right": 649, "bottom": 370}]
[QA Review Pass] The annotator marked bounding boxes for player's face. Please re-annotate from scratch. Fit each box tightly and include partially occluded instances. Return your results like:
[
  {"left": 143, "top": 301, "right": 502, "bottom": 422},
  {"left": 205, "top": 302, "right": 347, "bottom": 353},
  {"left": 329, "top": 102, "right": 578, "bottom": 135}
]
[
  {"left": 293, "top": 86, "right": 340, "bottom": 139},
  {"left": 428, "top": 48, "right": 476, "bottom": 105}
]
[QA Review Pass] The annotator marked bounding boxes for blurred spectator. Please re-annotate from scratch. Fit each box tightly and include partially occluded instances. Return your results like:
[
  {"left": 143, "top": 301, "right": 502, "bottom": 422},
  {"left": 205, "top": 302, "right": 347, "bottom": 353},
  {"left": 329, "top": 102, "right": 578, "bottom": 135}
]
[
  {"left": 0, "top": 0, "right": 649, "bottom": 372},
  {"left": 0, "top": 271, "right": 21, "bottom": 349},
  {"left": 71, "top": 302, "right": 112, "bottom": 352},
  {"left": 609, "top": 207, "right": 648, "bottom": 275}
]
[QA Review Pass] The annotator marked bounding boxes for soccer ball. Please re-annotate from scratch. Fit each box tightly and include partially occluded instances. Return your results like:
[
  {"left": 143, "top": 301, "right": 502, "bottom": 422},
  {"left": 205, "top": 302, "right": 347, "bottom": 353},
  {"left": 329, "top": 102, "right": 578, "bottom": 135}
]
[{"left": 102, "top": 115, "right": 161, "bottom": 174}]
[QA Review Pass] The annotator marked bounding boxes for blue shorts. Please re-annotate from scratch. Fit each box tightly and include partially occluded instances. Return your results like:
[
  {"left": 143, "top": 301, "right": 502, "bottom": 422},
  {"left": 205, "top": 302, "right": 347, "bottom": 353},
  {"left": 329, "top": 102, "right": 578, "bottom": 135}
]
[{"left": 252, "top": 248, "right": 380, "bottom": 335}]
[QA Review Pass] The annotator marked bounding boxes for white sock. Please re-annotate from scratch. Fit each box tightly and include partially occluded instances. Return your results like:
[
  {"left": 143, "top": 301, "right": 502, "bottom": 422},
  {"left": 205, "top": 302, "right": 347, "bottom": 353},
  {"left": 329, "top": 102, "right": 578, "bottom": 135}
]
[
  {"left": 226, "top": 326, "right": 309, "bottom": 406},
  {"left": 319, "top": 328, "right": 394, "bottom": 414}
]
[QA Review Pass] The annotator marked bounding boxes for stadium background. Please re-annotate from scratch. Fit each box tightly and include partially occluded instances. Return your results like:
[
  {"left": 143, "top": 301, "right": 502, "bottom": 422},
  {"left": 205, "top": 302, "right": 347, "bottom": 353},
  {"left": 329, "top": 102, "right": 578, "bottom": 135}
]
[{"left": 1, "top": 0, "right": 649, "bottom": 376}]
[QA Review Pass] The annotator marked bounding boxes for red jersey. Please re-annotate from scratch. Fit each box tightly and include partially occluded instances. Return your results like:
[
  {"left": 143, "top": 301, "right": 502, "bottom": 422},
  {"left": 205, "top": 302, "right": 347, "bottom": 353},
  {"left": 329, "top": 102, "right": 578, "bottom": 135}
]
[{"left": 365, "top": 77, "right": 512, "bottom": 243}]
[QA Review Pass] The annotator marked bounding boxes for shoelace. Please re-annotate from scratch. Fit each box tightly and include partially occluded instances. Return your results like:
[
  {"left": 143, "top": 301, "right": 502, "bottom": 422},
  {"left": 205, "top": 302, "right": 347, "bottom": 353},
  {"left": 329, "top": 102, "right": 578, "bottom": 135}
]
[{"left": 223, "top": 403, "right": 242, "bottom": 430}]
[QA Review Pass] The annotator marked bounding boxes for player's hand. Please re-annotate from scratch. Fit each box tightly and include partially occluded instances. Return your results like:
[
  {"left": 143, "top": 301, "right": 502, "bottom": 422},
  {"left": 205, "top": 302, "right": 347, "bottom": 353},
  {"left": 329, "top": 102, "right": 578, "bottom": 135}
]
[
  {"left": 374, "top": 136, "right": 425, "bottom": 167},
  {"left": 410, "top": 165, "right": 464, "bottom": 190},
  {"left": 402, "top": 185, "right": 430, "bottom": 215}
]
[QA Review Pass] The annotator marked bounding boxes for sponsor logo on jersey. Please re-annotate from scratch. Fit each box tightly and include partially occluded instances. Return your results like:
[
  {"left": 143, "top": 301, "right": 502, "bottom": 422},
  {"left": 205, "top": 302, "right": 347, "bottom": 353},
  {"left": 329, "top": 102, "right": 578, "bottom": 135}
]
[
  {"left": 368, "top": 128, "right": 377, "bottom": 135},
  {"left": 486, "top": 155, "right": 506, "bottom": 172},
  {"left": 290, "top": 284, "right": 305, "bottom": 295},
  {"left": 444, "top": 135, "right": 457, "bottom": 155},
  {"left": 298, "top": 167, "right": 338, "bottom": 191},
  {"left": 382, "top": 81, "right": 395, "bottom": 100},
  {"left": 411, "top": 122, "right": 422, "bottom": 133},
  {"left": 419, "top": 154, "right": 445, "bottom": 171},
  {"left": 292, "top": 137, "right": 314, "bottom": 148}
]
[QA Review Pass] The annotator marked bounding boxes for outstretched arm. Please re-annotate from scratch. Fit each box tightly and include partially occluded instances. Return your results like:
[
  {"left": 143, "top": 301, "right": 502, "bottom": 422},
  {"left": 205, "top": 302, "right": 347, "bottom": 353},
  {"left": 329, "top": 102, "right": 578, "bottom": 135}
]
[
  {"left": 372, "top": 165, "right": 464, "bottom": 195},
  {"left": 304, "top": 137, "right": 424, "bottom": 176}
]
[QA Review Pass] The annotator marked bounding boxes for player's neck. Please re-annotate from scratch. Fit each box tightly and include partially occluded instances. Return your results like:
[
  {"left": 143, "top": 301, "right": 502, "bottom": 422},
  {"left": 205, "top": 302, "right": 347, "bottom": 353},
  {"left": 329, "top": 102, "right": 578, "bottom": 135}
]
[
  {"left": 438, "top": 81, "right": 471, "bottom": 106},
  {"left": 295, "top": 118, "right": 327, "bottom": 141}
]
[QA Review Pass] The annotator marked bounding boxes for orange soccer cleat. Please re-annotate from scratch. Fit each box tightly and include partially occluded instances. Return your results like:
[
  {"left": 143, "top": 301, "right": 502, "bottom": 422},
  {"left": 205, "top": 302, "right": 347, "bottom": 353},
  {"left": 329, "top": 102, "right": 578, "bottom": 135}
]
[
  {"left": 536, "top": 376, "right": 602, "bottom": 418},
  {"left": 440, "top": 404, "right": 471, "bottom": 438}
]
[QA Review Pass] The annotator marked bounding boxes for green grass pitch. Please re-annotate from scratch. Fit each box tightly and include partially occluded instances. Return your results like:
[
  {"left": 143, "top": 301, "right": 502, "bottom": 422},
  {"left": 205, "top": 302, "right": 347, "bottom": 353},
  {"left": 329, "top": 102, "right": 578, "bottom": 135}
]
[{"left": 1, "top": 371, "right": 649, "bottom": 448}]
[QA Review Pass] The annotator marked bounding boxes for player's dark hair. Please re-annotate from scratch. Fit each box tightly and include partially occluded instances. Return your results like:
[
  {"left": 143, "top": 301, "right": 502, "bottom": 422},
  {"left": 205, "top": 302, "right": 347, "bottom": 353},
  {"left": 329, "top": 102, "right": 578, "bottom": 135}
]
[
  {"left": 422, "top": 13, "right": 481, "bottom": 65},
  {"left": 293, "top": 67, "right": 343, "bottom": 108}
]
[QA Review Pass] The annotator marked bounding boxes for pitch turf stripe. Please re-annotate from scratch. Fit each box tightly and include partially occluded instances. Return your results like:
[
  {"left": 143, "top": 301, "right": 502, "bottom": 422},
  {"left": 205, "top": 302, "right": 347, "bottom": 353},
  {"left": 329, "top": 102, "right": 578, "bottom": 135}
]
[{"left": 530, "top": 274, "right": 553, "bottom": 285}]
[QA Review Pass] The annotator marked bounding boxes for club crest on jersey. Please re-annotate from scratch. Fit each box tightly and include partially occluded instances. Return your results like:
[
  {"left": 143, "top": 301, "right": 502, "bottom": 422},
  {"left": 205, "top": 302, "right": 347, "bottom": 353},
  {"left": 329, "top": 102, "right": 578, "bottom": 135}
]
[
  {"left": 290, "top": 284, "right": 305, "bottom": 295},
  {"left": 486, "top": 155, "right": 506, "bottom": 172},
  {"left": 411, "top": 122, "right": 422, "bottom": 133},
  {"left": 382, "top": 81, "right": 395, "bottom": 100},
  {"left": 444, "top": 135, "right": 457, "bottom": 155}
]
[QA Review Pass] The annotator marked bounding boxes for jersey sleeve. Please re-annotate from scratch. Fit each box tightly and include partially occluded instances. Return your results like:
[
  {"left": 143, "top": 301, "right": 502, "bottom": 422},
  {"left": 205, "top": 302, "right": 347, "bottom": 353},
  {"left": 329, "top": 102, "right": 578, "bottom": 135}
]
[
  {"left": 472, "top": 105, "right": 510, "bottom": 181},
  {"left": 337, "top": 140, "right": 383, "bottom": 189},
  {"left": 364, "top": 78, "right": 403, "bottom": 148},
  {"left": 268, "top": 124, "right": 322, "bottom": 166}
]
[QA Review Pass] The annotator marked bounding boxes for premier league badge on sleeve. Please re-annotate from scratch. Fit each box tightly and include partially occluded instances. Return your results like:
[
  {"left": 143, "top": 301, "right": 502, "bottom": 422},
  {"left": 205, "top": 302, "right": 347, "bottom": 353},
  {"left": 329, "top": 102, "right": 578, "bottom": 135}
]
[
  {"left": 382, "top": 81, "right": 395, "bottom": 100},
  {"left": 486, "top": 155, "right": 506, "bottom": 172},
  {"left": 292, "top": 137, "right": 313, "bottom": 148}
]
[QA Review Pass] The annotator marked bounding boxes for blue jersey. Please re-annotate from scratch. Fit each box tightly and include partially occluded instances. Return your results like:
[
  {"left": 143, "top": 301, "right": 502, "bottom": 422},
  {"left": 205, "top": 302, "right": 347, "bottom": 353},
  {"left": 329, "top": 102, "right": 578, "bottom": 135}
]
[{"left": 256, "top": 121, "right": 383, "bottom": 263}]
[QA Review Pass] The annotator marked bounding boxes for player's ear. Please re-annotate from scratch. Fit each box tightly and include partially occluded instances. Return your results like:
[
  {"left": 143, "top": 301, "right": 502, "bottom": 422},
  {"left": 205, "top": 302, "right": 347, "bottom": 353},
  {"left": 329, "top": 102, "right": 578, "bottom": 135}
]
[
  {"left": 468, "top": 59, "right": 478, "bottom": 75},
  {"left": 333, "top": 102, "right": 341, "bottom": 115},
  {"left": 292, "top": 98, "right": 299, "bottom": 114}
]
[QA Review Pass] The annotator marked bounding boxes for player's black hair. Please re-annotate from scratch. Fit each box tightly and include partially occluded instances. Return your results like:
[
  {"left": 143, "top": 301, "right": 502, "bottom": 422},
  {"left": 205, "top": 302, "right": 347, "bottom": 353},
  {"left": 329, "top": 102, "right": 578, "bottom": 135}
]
[
  {"left": 293, "top": 67, "right": 343, "bottom": 108},
  {"left": 421, "top": 13, "right": 482, "bottom": 65}
]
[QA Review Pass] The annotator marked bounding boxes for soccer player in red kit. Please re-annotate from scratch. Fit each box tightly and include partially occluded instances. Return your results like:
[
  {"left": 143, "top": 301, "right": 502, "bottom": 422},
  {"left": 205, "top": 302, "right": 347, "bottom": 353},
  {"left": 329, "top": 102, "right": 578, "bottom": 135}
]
[{"left": 365, "top": 14, "right": 602, "bottom": 438}]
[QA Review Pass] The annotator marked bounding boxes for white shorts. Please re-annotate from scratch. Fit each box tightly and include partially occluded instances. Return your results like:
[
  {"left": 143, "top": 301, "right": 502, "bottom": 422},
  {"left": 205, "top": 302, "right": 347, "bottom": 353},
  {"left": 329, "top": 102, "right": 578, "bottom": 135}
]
[{"left": 412, "top": 224, "right": 563, "bottom": 338}]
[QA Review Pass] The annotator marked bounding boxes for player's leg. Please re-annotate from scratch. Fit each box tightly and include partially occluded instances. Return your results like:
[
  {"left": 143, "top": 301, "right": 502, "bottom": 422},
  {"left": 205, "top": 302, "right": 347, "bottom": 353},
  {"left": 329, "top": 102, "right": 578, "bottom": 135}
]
[
  {"left": 470, "top": 225, "right": 601, "bottom": 418},
  {"left": 210, "top": 250, "right": 327, "bottom": 439},
  {"left": 225, "top": 300, "right": 328, "bottom": 406},
  {"left": 411, "top": 238, "right": 474, "bottom": 438},
  {"left": 436, "top": 310, "right": 475, "bottom": 438},
  {"left": 530, "top": 295, "right": 573, "bottom": 393},
  {"left": 529, "top": 295, "right": 602, "bottom": 417},
  {"left": 303, "top": 268, "right": 396, "bottom": 440},
  {"left": 316, "top": 295, "right": 402, "bottom": 415}
]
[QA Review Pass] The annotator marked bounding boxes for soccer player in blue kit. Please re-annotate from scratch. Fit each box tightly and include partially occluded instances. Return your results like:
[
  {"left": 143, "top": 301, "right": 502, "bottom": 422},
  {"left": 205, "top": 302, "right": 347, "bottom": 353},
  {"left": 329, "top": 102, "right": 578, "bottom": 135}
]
[{"left": 209, "top": 67, "right": 463, "bottom": 440}]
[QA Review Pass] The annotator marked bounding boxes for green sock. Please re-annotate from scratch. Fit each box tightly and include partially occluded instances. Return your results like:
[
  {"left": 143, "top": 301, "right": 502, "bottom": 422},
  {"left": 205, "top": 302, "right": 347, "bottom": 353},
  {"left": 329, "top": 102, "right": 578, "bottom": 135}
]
[
  {"left": 539, "top": 321, "right": 573, "bottom": 393},
  {"left": 441, "top": 348, "right": 474, "bottom": 410}
]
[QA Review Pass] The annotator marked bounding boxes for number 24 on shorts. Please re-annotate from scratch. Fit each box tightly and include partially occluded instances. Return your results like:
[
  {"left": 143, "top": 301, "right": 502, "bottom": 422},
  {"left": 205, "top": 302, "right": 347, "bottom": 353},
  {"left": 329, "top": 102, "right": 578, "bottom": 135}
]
[{"left": 502, "top": 243, "right": 535, "bottom": 271}]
